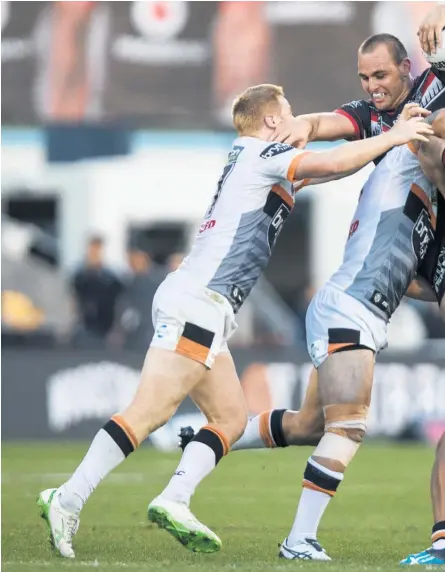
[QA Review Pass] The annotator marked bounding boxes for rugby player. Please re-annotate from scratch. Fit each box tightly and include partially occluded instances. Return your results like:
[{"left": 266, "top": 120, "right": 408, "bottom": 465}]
[
  {"left": 36, "top": 84, "right": 430, "bottom": 559},
  {"left": 278, "top": 109, "right": 445, "bottom": 561},
  {"left": 181, "top": 7, "right": 445, "bottom": 456},
  {"left": 401, "top": 130, "right": 445, "bottom": 566}
]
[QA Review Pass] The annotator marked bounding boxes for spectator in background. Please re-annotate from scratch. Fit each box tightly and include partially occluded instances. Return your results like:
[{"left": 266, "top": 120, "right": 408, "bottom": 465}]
[
  {"left": 71, "top": 235, "right": 123, "bottom": 347},
  {"left": 166, "top": 251, "right": 185, "bottom": 273},
  {"left": 111, "top": 246, "right": 166, "bottom": 351}
]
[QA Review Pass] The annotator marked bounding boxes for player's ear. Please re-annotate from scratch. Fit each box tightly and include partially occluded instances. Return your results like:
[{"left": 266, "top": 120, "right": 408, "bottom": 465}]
[
  {"left": 264, "top": 114, "right": 280, "bottom": 129},
  {"left": 400, "top": 57, "right": 411, "bottom": 76}
]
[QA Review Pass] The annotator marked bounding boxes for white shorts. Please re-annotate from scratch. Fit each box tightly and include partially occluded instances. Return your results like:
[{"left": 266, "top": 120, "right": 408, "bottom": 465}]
[
  {"left": 306, "top": 283, "right": 388, "bottom": 368},
  {"left": 150, "top": 274, "right": 237, "bottom": 369}
]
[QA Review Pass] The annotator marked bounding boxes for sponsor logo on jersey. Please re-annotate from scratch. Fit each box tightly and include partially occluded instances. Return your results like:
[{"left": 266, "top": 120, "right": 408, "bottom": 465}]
[
  {"left": 370, "top": 290, "right": 390, "bottom": 313},
  {"left": 199, "top": 219, "right": 216, "bottom": 233},
  {"left": 345, "top": 100, "right": 363, "bottom": 109},
  {"left": 413, "top": 210, "right": 434, "bottom": 261},
  {"left": 230, "top": 284, "right": 245, "bottom": 306},
  {"left": 267, "top": 203, "right": 291, "bottom": 251},
  {"left": 348, "top": 219, "right": 359, "bottom": 239},
  {"left": 260, "top": 142, "right": 294, "bottom": 159},
  {"left": 433, "top": 247, "right": 445, "bottom": 295},
  {"left": 228, "top": 145, "right": 244, "bottom": 164}
]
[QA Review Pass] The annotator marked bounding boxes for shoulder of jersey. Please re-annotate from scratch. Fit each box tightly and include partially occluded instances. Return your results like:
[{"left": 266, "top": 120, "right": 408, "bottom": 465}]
[
  {"left": 345, "top": 99, "right": 368, "bottom": 109},
  {"left": 259, "top": 142, "right": 294, "bottom": 159}
]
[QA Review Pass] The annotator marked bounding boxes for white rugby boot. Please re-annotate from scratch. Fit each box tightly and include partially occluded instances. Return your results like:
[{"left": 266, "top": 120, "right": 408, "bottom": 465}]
[
  {"left": 279, "top": 537, "right": 332, "bottom": 561},
  {"left": 148, "top": 495, "right": 221, "bottom": 553},
  {"left": 37, "top": 488, "right": 80, "bottom": 558}
]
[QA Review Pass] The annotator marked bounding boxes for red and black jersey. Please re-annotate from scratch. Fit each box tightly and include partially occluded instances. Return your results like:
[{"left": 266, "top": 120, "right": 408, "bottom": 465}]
[{"left": 334, "top": 66, "right": 445, "bottom": 164}]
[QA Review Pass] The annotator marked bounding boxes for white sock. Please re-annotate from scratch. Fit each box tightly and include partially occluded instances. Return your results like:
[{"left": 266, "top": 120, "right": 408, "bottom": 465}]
[
  {"left": 231, "top": 416, "right": 264, "bottom": 451},
  {"left": 287, "top": 457, "right": 344, "bottom": 546},
  {"left": 433, "top": 538, "right": 445, "bottom": 549},
  {"left": 161, "top": 441, "right": 218, "bottom": 505},
  {"left": 58, "top": 429, "right": 127, "bottom": 512}
]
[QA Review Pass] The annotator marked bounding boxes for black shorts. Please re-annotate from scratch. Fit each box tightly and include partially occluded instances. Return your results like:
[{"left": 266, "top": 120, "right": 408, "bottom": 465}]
[{"left": 418, "top": 192, "right": 445, "bottom": 305}]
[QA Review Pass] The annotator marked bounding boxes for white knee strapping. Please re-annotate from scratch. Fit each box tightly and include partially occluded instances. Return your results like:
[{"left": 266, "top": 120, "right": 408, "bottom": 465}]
[
  {"left": 325, "top": 418, "right": 367, "bottom": 433},
  {"left": 313, "top": 432, "right": 360, "bottom": 466}
]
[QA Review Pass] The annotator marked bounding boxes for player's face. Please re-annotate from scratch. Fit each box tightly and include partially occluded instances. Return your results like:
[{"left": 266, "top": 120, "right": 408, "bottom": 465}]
[
  {"left": 277, "top": 97, "right": 293, "bottom": 121},
  {"left": 358, "top": 45, "right": 410, "bottom": 111}
]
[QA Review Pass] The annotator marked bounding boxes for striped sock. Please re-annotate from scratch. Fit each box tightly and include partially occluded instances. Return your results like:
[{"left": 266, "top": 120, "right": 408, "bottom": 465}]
[
  {"left": 59, "top": 415, "right": 138, "bottom": 512},
  {"left": 162, "top": 425, "right": 229, "bottom": 505},
  {"left": 287, "top": 457, "right": 344, "bottom": 545},
  {"left": 432, "top": 521, "right": 445, "bottom": 549},
  {"left": 231, "top": 409, "right": 288, "bottom": 451}
]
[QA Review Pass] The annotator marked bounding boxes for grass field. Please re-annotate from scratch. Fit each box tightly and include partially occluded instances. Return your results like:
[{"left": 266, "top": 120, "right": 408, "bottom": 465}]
[{"left": 2, "top": 442, "right": 436, "bottom": 572}]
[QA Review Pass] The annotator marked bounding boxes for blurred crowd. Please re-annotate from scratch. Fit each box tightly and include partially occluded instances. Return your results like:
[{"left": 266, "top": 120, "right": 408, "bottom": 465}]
[{"left": 3, "top": 233, "right": 444, "bottom": 352}]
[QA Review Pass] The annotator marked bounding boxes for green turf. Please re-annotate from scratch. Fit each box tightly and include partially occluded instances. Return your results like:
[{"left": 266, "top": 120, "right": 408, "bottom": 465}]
[{"left": 1, "top": 441, "right": 436, "bottom": 571}]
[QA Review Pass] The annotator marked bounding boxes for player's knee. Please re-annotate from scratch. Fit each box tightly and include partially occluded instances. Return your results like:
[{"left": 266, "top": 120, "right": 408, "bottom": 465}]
[
  {"left": 331, "top": 427, "right": 366, "bottom": 443},
  {"left": 285, "top": 410, "right": 324, "bottom": 445},
  {"left": 313, "top": 403, "right": 369, "bottom": 467}
]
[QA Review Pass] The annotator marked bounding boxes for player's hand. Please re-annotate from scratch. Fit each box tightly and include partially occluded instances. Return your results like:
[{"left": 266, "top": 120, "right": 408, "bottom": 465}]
[
  {"left": 268, "top": 116, "right": 313, "bottom": 148},
  {"left": 399, "top": 102, "right": 431, "bottom": 122},
  {"left": 417, "top": 5, "right": 445, "bottom": 54},
  {"left": 389, "top": 116, "right": 434, "bottom": 145}
]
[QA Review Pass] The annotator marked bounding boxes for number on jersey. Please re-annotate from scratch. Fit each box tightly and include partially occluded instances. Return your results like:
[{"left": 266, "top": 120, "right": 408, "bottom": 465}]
[{"left": 204, "top": 145, "right": 244, "bottom": 219}]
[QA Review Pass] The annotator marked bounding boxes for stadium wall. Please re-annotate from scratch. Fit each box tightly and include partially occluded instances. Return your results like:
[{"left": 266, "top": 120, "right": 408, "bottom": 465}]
[{"left": 2, "top": 347, "right": 444, "bottom": 447}]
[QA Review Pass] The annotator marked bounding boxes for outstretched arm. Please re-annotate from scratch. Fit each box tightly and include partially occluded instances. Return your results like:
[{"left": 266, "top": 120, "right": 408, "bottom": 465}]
[{"left": 290, "top": 118, "right": 433, "bottom": 181}]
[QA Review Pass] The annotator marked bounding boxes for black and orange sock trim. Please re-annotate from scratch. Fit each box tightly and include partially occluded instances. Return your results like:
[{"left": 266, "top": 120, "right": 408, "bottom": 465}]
[
  {"left": 192, "top": 424, "right": 229, "bottom": 464},
  {"left": 259, "top": 411, "right": 275, "bottom": 448},
  {"left": 271, "top": 409, "right": 288, "bottom": 447},
  {"left": 259, "top": 409, "right": 288, "bottom": 448},
  {"left": 103, "top": 414, "right": 139, "bottom": 458},
  {"left": 302, "top": 460, "right": 342, "bottom": 498},
  {"left": 432, "top": 521, "right": 445, "bottom": 544}
]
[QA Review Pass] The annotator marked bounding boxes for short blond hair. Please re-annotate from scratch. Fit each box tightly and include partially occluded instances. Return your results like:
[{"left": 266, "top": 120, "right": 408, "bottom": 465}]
[{"left": 232, "top": 84, "right": 285, "bottom": 135}]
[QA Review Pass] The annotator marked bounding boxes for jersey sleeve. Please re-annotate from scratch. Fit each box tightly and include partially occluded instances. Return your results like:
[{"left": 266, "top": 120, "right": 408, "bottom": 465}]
[
  {"left": 333, "top": 99, "right": 371, "bottom": 140},
  {"left": 258, "top": 143, "right": 310, "bottom": 182},
  {"left": 429, "top": 61, "right": 445, "bottom": 84}
]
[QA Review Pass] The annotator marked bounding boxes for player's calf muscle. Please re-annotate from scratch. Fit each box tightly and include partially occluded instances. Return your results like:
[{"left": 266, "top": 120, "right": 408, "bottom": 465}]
[{"left": 282, "top": 410, "right": 324, "bottom": 445}]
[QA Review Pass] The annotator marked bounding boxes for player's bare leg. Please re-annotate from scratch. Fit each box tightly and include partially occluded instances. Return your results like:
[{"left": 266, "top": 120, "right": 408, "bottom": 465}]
[
  {"left": 37, "top": 347, "right": 207, "bottom": 558},
  {"left": 237, "top": 367, "right": 323, "bottom": 449},
  {"left": 179, "top": 367, "right": 324, "bottom": 452},
  {"left": 148, "top": 351, "right": 248, "bottom": 553},
  {"left": 280, "top": 349, "right": 373, "bottom": 561}
]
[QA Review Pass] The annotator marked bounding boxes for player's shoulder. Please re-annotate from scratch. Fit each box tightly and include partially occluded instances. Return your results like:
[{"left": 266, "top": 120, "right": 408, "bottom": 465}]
[
  {"left": 337, "top": 98, "right": 370, "bottom": 114},
  {"left": 233, "top": 137, "right": 295, "bottom": 160},
  {"left": 340, "top": 98, "right": 370, "bottom": 109},
  {"left": 258, "top": 141, "right": 295, "bottom": 160},
  {"left": 412, "top": 67, "right": 443, "bottom": 95}
]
